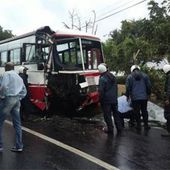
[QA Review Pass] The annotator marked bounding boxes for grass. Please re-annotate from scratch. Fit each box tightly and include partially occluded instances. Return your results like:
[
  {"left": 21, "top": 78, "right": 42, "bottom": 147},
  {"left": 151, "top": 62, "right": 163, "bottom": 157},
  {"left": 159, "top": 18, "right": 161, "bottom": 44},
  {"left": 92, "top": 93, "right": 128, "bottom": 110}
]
[{"left": 118, "top": 84, "right": 126, "bottom": 96}]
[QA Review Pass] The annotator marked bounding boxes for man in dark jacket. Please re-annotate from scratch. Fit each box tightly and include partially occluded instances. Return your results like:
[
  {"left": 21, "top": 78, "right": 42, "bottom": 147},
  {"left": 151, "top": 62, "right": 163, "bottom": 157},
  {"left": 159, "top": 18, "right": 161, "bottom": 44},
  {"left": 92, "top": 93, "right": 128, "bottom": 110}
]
[
  {"left": 98, "top": 64, "right": 122, "bottom": 135},
  {"left": 162, "top": 64, "right": 170, "bottom": 137},
  {"left": 126, "top": 65, "right": 151, "bottom": 131},
  {"left": 18, "top": 66, "right": 30, "bottom": 121}
]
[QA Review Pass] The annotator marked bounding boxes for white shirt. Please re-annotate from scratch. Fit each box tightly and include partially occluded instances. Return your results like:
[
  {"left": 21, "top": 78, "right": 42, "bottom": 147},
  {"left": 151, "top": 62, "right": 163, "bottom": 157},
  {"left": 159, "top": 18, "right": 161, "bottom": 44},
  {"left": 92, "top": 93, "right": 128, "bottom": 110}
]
[
  {"left": 118, "top": 95, "right": 133, "bottom": 113},
  {"left": 0, "top": 70, "right": 26, "bottom": 99}
]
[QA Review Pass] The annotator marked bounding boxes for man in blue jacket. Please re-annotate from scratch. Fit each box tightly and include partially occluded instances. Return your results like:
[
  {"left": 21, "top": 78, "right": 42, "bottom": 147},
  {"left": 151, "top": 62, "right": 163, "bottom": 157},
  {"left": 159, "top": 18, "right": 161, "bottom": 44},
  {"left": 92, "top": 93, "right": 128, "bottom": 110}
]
[
  {"left": 98, "top": 64, "right": 122, "bottom": 135},
  {"left": 126, "top": 65, "right": 151, "bottom": 131}
]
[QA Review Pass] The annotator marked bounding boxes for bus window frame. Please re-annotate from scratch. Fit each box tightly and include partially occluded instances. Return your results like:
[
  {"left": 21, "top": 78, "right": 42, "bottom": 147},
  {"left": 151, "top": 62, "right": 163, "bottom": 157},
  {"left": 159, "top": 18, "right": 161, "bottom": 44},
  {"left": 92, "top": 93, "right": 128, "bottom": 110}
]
[
  {"left": 23, "top": 43, "right": 50, "bottom": 64},
  {"left": 0, "top": 51, "right": 8, "bottom": 67},
  {"left": 9, "top": 48, "right": 21, "bottom": 65},
  {"left": 55, "top": 37, "right": 103, "bottom": 70}
]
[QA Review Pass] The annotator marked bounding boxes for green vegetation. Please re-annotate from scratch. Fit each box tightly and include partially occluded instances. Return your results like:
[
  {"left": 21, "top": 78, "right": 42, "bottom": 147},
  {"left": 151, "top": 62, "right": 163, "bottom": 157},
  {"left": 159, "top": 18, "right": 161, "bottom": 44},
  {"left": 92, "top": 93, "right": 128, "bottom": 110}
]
[
  {"left": 142, "top": 66, "right": 165, "bottom": 101},
  {"left": 103, "top": 0, "right": 170, "bottom": 74},
  {"left": 0, "top": 26, "right": 13, "bottom": 41},
  {"left": 103, "top": 0, "right": 170, "bottom": 103}
]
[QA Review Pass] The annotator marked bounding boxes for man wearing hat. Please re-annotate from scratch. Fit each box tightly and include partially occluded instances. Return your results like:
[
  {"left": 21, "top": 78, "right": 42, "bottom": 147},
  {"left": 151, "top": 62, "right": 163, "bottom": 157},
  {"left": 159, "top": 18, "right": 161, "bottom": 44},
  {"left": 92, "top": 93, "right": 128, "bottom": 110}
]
[
  {"left": 18, "top": 66, "right": 30, "bottom": 121},
  {"left": 126, "top": 65, "right": 151, "bottom": 131},
  {"left": 98, "top": 63, "right": 122, "bottom": 135}
]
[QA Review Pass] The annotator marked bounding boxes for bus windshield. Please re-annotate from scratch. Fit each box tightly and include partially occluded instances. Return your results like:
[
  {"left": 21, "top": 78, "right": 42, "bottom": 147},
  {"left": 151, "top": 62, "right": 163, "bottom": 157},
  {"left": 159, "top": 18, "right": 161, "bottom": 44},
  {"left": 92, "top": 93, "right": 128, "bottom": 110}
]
[{"left": 55, "top": 38, "right": 103, "bottom": 70}]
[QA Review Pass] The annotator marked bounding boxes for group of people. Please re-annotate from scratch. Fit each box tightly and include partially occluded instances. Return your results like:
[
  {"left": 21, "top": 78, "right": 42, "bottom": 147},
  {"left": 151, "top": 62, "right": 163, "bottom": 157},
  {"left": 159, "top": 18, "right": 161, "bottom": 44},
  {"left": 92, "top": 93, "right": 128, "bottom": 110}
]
[
  {"left": 98, "top": 63, "right": 170, "bottom": 137},
  {"left": 0, "top": 61, "right": 170, "bottom": 153}
]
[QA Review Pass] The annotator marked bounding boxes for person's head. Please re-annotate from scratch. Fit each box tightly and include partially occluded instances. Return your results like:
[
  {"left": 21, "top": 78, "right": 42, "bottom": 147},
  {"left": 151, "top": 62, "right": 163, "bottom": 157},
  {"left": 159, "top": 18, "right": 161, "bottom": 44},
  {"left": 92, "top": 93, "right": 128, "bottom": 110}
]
[
  {"left": 98, "top": 63, "right": 107, "bottom": 73},
  {"left": 5, "top": 62, "right": 14, "bottom": 71},
  {"left": 163, "top": 64, "right": 170, "bottom": 74},
  {"left": 18, "top": 66, "right": 28, "bottom": 74},
  {"left": 121, "top": 92, "right": 126, "bottom": 96},
  {"left": 130, "top": 65, "right": 140, "bottom": 73}
]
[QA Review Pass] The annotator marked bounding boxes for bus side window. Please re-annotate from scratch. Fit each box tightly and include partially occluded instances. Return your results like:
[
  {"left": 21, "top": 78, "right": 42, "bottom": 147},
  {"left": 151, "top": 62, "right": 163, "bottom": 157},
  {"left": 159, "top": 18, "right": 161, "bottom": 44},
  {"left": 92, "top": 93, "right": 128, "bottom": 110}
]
[
  {"left": 25, "top": 45, "right": 36, "bottom": 62},
  {"left": 0, "top": 51, "right": 8, "bottom": 66},
  {"left": 9, "top": 48, "right": 21, "bottom": 65}
]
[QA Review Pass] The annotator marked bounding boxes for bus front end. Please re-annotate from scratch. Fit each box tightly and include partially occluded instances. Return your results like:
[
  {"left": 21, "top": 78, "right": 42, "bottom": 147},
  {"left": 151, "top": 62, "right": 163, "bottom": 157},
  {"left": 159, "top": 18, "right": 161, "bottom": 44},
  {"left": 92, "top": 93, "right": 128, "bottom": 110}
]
[{"left": 47, "top": 30, "right": 104, "bottom": 117}]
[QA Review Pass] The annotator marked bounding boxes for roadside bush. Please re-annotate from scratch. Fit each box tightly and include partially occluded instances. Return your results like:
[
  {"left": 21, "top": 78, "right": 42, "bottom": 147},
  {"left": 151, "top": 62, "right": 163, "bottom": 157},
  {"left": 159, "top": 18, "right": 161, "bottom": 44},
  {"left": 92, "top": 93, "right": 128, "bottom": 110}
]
[
  {"left": 142, "top": 66, "right": 165, "bottom": 101},
  {"left": 116, "top": 75, "right": 126, "bottom": 85}
]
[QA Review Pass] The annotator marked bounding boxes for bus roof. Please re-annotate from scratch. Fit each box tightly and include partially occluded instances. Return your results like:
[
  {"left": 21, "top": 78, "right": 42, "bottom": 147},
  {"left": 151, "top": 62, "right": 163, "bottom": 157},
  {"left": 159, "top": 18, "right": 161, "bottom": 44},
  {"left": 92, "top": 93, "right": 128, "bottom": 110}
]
[
  {"left": 0, "top": 26, "right": 101, "bottom": 45},
  {"left": 53, "top": 29, "right": 101, "bottom": 41},
  {"left": 0, "top": 26, "right": 55, "bottom": 44}
]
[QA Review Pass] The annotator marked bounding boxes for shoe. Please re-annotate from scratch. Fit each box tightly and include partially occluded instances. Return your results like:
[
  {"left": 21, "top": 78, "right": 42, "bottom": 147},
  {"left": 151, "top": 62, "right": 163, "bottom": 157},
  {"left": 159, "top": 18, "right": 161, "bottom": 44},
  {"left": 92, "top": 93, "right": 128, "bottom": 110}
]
[
  {"left": 0, "top": 147, "right": 3, "bottom": 152},
  {"left": 161, "top": 132, "right": 170, "bottom": 137},
  {"left": 10, "top": 147, "right": 23, "bottom": 152}
]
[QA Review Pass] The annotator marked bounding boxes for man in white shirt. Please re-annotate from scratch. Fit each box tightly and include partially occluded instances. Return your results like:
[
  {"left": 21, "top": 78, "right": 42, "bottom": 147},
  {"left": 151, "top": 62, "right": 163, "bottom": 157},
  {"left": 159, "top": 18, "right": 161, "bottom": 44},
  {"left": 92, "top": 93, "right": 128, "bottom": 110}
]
[
  {"left": 0, "top": 62, "right": 26, "bottom": 152},
  {"left": 118, "top": 93, "right": 135, "bottom": 127}
]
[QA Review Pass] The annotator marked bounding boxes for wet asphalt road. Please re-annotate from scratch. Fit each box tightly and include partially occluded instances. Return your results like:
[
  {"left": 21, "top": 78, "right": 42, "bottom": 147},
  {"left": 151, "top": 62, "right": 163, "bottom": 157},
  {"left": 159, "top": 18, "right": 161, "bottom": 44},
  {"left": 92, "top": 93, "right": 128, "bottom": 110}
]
[{"left": 0, "top": 114, "right": 170, "bottom": 170}]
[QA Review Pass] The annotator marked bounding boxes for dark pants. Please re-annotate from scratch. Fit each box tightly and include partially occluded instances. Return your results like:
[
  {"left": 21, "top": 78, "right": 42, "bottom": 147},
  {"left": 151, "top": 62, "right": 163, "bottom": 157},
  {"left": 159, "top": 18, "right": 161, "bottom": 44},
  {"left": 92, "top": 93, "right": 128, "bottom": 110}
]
[
  {"left": 101, "top": 103, "right": 122, "bottom": 133},
  {"left": 164, "top": 101, "right": 170, "bottom": 132},
  {"left": 166, "top": 117, "right": 170, "bottom": 132},
  {"left": 132, "top": 100, "right": 148, "bottom": 127},
  {"left": 20, "top": 95, "right": 31, "bottom": 120},
  {"left": 118, "top": 110, "right": 135, "bottom": 127}
]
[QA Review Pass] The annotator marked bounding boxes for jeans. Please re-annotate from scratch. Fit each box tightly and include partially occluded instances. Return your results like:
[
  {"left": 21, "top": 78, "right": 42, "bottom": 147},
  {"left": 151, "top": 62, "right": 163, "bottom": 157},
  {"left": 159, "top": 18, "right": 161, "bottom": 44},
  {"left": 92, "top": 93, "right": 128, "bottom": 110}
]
[{"left": 0, "top": 96, "right": 23, "bottom": 149}]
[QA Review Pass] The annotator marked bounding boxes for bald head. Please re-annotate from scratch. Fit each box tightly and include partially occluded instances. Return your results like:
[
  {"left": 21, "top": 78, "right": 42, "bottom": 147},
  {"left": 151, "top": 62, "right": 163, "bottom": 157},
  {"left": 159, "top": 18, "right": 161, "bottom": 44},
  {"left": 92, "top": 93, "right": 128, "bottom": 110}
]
[{"left": 5, "top": 62, "right": 14, "bottom": 71}]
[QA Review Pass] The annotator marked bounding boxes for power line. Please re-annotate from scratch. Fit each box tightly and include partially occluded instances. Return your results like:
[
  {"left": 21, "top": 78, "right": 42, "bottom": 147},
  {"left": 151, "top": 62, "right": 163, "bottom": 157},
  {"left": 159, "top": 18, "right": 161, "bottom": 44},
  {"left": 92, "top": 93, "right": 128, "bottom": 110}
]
[
  {"left": 81, "top": 0, "right": 138, "bottom": 23},
  {"left": 81, "top": 0, "right": 148, "bottom": 29},
  {"left": 96, "top": 0, "right": 148, "bottom": 23},
  {"left": 97, "top": 0, "right": 137, "bottom": 19}
]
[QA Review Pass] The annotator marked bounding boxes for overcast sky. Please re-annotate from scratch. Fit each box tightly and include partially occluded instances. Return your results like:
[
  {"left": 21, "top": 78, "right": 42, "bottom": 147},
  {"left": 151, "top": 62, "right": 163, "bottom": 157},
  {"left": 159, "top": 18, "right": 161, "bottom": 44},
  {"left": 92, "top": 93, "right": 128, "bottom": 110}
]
[{"left": 0, "top": 0, "right": 162, "bottom": 41}]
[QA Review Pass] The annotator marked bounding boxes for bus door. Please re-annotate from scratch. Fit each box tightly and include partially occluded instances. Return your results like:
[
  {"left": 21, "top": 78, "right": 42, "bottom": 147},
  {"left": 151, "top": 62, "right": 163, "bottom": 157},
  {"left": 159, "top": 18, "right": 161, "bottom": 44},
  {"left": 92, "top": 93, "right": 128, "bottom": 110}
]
[
  {"left": 22, "top": 43, "right": 51, "bottom": 111},
  {"left": 22, "top": 43, "right": 51, "bottom": 84}
]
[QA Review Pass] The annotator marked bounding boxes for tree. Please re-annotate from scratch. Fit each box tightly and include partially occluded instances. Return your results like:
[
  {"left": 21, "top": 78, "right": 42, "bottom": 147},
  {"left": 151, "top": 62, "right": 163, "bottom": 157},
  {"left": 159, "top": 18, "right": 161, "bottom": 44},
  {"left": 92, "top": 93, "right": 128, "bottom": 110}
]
[
  {"left": 103, "top": 0, "right": 170, "bottom": 74},
  {"left": 0, "top": 26, "right": 13, "bottom": 41},
  {"left": 63, "top": 9, "right": 98, "bottom": 34},
  {"left": 103, "top": 39, "right": 118, "bottom": 71},
  {"left": 147, "top": 0, "right": 170, "bottom": 59}
]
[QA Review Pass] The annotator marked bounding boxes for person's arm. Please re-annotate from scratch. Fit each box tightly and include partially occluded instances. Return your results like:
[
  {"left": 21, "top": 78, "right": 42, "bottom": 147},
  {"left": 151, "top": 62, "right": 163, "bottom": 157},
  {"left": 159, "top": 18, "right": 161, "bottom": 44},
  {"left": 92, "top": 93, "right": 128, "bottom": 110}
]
[
  {"left": 18, "top": 84, "right": 27, "bottom": 100},
  {"left": 98, "top": 77, "right": 106, "bottom": 102},
  {"left": 125, "top": 75, "right": 132, "bottom": 100},
  {"left": 0, "top": 73, "right": 9, "bottom": 98},
  {"left": 145, "top": 75, "right": 151, "bottom": 96}
]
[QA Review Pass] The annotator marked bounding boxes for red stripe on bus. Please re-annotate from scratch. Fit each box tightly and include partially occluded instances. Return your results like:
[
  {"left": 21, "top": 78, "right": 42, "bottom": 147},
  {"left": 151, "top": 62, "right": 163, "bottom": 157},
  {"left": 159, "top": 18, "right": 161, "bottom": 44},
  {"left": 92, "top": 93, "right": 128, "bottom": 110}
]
[{"left": 81, "top": 72, "right": 100, "bottom": 77}]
